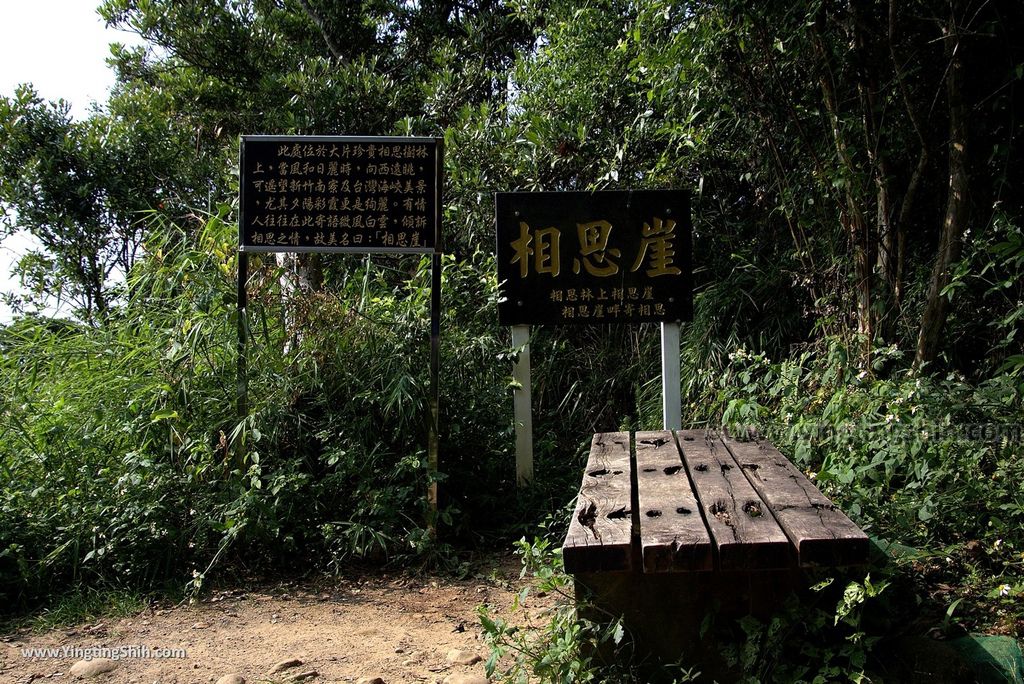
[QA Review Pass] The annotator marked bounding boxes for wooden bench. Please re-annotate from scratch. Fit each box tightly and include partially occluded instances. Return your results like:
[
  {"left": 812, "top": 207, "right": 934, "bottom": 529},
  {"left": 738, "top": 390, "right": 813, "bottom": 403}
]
[{"left": 562, "top": 430, "right": 869, "bottom": 661}]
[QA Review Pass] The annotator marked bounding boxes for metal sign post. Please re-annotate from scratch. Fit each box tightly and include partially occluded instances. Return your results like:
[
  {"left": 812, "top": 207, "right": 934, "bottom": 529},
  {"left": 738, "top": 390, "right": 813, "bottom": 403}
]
[
  {"left": 427, "top": 253, "right": 442, "bottom": 532},
  {"left": 661, "top": 322, "right": 682, "bottom": 430},
  {"left": 495, "top": 190, "right": 692, "bottom": 486},
  {"left": 511, "top": 324, "right": 534, "bottom": 485}
]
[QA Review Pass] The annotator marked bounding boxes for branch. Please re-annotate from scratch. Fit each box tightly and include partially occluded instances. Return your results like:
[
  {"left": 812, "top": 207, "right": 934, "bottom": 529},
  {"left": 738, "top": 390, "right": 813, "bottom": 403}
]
[
  {"left": 295, "top": 0, "right": 347, "bottom": 64},
  {"left": 915, "top": 1, "right": 970, "bottom": 368}
]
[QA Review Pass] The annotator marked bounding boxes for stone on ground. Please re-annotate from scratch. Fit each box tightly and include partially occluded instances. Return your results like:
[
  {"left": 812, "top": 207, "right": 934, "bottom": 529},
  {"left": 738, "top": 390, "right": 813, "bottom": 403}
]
[
  {"left": 443, "top": 675, "right": 490, "bottom": 684},
  {"left": 215, "top": 675, "right": 246, "bottom": 684},
  {"left": 69, "top": 658, "right": 118, "bottom": 678},
  {"left": 69, "top": 655, "right": 117, "bottom": 679},
  {"left": 445, "top": 649, "right": 482, "bottom": 666},
  {"left": 268, "top": 657, "right": 304, "bottom": 674}
]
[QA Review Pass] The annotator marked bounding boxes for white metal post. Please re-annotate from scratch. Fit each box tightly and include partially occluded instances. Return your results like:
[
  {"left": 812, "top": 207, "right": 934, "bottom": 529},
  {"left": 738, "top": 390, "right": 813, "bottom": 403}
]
[
  {"left": 661, "top": 322, "right": 682, "bottom": 430},
  {"left": 511, "top": 324, "right": 534, "bottom": 485}
]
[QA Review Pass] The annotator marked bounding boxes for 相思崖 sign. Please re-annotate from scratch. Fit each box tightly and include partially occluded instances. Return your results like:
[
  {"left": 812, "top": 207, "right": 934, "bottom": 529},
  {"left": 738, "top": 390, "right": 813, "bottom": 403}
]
[{"left": 495, "top": 190, "right": 692, "bottom": 325}]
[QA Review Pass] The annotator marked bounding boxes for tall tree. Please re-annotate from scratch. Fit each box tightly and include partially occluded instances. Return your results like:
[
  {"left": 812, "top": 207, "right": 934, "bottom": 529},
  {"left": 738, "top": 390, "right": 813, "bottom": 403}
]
[
  {"left": 0, "top": 86, "right": 203, "bottom": 321},
  {"left": 623, "top": 0, "right": 1023, "bottom": 369}
]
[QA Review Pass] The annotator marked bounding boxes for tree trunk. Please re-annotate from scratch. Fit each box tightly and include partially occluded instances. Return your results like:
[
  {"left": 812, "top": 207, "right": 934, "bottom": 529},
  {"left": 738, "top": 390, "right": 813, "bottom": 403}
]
[
  {"left": 887, "top": 0, "right": 927, "bottom": 313},
  {"left": 846, "top": 205, "right": 874, "bottom": 344},
  {"left": 850, "top": 2, "right": 894, "bottom": 343},
  {"left": 811, "top": 12, "right": 874, "bottom": 352},
  {"left": 277, "top": 252, "right": 324, "bottom": 353},
  {"left": 915, "top": 6, "right": 969, "bottom": 369}
]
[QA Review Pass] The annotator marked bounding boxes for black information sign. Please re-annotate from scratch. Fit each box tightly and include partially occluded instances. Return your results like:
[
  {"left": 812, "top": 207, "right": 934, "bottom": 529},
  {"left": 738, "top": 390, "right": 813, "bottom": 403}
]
[
  {"left": 240, "top": 135, "right": 441, "bottom": 253},
  {"left": 496, "top": 190, "right": 692, "bottom": 325}
]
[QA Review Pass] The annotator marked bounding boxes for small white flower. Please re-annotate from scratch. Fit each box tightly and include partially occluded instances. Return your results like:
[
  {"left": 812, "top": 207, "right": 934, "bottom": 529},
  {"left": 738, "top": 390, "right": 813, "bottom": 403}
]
[{"left": 998, "top": 584, "right": 1011, "bottom": 597}]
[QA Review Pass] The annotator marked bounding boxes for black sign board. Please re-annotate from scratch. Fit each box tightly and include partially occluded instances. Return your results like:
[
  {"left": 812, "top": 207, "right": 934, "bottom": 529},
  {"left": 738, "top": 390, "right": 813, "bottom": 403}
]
[
  {"left": 239, "top": 135, "right": 441, "bottom": 253},
  {"left": 496, "top": 190, "right": 691, "bottom": 325}
]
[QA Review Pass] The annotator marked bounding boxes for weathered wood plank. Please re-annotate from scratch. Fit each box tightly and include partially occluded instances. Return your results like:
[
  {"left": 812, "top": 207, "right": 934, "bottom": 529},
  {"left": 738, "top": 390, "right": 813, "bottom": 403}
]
[
  {"left": 561, "top": 432, "right": 634, "bottom": 573},
  {"left": 723, "top": 437, "right": 869, "bottom": 566},
  {"left": 635, "top": 430, "right": 713, "bottom": 572},
  {"left": 676, "top": 430, "right": 791, "bottom": 570}
]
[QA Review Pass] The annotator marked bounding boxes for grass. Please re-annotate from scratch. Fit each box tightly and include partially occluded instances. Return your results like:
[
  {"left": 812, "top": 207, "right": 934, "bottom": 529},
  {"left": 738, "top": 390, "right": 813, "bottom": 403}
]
[{"left": 1, "top": 587, "right": 149, "bottom": 635}]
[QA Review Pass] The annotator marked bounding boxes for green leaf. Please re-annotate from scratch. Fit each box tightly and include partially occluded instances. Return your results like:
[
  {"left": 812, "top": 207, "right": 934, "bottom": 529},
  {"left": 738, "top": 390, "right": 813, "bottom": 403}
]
[{"left": 480, "top": 613, "right": 498, "bottom": 634}]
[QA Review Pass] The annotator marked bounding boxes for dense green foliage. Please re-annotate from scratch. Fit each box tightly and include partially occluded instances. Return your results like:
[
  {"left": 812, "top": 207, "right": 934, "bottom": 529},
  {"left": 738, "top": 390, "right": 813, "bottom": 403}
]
[
  {"left": 1, "top": 0, "right": 1022, "bottom": 676},
  {"left": 482, "top": 536, "right": 895, "bottom": 683}
]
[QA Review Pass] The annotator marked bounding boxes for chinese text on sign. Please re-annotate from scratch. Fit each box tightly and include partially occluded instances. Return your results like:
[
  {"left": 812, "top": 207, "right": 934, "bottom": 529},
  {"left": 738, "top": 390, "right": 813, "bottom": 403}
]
[
  {"left": 240, "top": 135, "right": 441, "bottom": 254},
  {"left": 495, "top": 190, "right": 692, "bottom": 325}
]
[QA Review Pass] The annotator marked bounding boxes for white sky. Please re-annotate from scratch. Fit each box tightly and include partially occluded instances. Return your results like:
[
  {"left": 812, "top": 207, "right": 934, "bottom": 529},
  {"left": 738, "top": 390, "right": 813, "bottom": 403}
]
[{"left": 0, "top": 0, "right": 144, "bottom": 322}]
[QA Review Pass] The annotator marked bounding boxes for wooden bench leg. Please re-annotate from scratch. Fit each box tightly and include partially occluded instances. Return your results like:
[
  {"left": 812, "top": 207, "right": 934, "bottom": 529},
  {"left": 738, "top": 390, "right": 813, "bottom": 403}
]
[
  {"left": 575, "top": 571, "right": 707, "bottom": 662},
  {"left": 573, "top": 568, "right": 803, "bottom": 664}
]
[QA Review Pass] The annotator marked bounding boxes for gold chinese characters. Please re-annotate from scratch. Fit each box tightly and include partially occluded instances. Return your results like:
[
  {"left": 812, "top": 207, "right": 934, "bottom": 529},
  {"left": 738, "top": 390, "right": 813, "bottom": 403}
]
[{"left": 509, "top": 217, "right": 682, "bottom": 278}]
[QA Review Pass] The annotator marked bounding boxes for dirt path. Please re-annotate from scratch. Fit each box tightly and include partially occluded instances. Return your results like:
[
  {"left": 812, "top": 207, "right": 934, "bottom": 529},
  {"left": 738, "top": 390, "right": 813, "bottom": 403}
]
[{"left": 1, "top": 553, "right": 551, "bottom": 684}]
